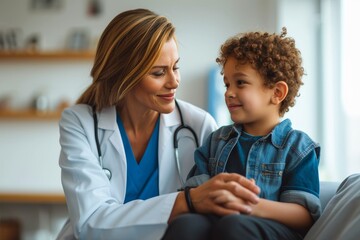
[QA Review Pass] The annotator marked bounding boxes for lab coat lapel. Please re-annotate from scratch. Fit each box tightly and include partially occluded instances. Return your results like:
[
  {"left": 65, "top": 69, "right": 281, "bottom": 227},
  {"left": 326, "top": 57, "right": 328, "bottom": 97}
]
[
  {"left": 97, "top": 106, "right": 123, "bottom": 153},
  {"left": 158, "top": 109, "right": 182, "bottom": 194},
  {"left": 97, "top": 106, "right": 127, "bottom": 200}
]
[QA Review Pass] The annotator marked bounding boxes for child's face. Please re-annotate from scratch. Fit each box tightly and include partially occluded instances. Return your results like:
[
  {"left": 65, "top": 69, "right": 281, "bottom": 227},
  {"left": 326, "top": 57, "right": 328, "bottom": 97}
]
[{"left": 223, "top": 57, "right": 278, "bottom": 129}]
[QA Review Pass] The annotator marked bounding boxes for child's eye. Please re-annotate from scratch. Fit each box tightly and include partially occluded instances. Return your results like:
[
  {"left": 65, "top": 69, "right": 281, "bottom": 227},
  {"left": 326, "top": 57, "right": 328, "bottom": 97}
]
[
  {"left": 224, "top": 83, "right": 229, "bottom": 89},
  {"left": 236, "top": 80, "right": 246, "bottom": 86}
]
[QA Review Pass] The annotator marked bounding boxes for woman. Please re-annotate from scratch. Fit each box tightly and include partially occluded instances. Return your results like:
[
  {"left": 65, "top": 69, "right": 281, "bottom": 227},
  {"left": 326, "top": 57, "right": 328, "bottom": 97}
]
[{"left": 56, "top": 9, "right": 260, "bottom": 240}]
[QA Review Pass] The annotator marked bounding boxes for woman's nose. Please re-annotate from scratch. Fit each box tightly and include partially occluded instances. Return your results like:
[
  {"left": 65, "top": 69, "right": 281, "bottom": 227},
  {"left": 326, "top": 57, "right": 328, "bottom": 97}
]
[{"left": 167, "top": 71, "right": 179, "bottom": 89}]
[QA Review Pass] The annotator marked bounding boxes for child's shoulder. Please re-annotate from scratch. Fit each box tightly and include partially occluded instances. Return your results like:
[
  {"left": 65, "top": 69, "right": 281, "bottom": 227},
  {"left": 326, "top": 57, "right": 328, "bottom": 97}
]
[
  {"left": 286, "top": 128, "right": 317, "bottom": 146},
  {"left": 283, "top": 128, "right": 320, "bottom": 160},
  {"left": 274, "top": 119, "right": 320, "bottom": 150}
]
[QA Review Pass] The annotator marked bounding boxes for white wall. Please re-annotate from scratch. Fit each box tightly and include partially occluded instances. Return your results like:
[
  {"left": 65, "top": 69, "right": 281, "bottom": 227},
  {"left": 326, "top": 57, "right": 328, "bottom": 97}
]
[{"left": 277, "top": 0, "right": 321, "bottom": 143}]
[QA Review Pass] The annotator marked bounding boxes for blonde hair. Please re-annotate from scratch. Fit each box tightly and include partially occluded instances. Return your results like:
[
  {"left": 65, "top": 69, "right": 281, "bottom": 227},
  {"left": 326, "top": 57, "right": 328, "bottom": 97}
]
[{"left": 77, "top": 9, "right": 176, "bottom": 111}]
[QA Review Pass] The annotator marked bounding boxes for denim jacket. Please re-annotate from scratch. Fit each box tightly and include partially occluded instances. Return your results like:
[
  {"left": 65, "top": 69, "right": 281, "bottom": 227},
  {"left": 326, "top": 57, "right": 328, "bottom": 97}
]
[{"left": 187, "top": 119, "right": 322, "bottom": 220}]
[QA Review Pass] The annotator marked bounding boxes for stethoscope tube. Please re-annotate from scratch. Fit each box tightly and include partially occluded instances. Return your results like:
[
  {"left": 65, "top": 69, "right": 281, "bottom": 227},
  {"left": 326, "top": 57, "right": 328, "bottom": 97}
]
[
  {"left": 173, "top": 100, "right": 199, "bottom": 188},
  {"left": 173, "top": 100, "right": 199, "bottom": 149},
  {"left": 93, "top": 100, "right": 199, "bottom": 185},
  {"left": 93, "top": 106, "right": 112, "bottom": 180}
]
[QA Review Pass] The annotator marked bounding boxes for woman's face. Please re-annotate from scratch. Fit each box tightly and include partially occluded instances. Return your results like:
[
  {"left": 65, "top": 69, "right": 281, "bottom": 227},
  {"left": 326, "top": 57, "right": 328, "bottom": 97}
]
[{"left": 127, "top": 38, "right": 180, "bottom": 114}]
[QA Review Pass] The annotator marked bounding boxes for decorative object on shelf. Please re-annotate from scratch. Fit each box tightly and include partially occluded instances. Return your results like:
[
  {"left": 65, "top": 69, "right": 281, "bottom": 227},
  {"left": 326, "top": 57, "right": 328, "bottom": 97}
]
[
  {"left": 0, "top": 29, "right": 22, "bottom": 51},
  {"left": 32, "top": 94, "right": 49, "bottom": 112},
  {"left": 0, "top": 47, "right": 92, "bottom": 121},
  {"left": 87, "top": 0, "right": 102, "bottom": 17},
  {"left": 25, "top": 33, "right": 40, "bottom": 52},
  {"left": 0, "top": 95, "right": 11, "bottom": 110},
  {"left": 0, "top": 218, "right": 21, "bottom": 240},
  {"left": 66, "top": 28, "right": 90, "bottom": 51},
  {"left": 30, "top": 0, "right": 64, "bottom": 11}
]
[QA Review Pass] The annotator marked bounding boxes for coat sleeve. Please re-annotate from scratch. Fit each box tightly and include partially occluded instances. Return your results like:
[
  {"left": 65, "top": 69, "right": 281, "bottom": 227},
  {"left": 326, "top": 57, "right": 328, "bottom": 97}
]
[{"left": 58, "top": 106, "right": 178, "bottom": 240}]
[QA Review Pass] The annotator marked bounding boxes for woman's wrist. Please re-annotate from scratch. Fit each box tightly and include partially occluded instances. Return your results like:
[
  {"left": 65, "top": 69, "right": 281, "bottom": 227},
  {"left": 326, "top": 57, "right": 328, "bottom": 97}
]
[
  {"left": 184, "top": 186, "right": 196, "bottom": 213},
  {"left": 168, "top": 191, "right": 188, "bottom": 223}
]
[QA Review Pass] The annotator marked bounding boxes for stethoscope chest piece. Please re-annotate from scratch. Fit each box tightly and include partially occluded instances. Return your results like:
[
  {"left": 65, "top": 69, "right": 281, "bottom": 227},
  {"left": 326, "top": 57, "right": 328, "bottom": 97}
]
[{"left": 103, "top": 168, "right": 112, "bottom": 180}]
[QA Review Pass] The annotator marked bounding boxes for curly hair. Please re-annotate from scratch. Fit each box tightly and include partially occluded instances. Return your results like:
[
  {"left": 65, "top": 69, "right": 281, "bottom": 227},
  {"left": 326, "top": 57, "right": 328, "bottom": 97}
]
[{"left": 216, "top": 27, "right": 304, "bottom": 116}]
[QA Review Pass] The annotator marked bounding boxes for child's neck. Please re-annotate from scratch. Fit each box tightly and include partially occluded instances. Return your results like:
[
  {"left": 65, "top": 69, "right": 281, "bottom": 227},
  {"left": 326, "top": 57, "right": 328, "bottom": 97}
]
[{"left": 240, "top": 116, "right": 281, "bottom": 137}]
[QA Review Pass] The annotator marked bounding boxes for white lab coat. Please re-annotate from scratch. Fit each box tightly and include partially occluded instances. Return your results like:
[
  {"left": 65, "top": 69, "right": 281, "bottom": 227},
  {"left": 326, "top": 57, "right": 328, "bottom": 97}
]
[{"left": 56, "top": 99, "right": 218, "bottom": 240}]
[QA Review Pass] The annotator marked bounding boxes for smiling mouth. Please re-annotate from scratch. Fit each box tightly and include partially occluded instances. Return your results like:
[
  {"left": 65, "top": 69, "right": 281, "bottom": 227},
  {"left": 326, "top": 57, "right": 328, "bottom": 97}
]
[
  {"left": 158, "top": 93, "right": 175, "bottom": 101},
  {"left": 227, "top": 104, "right": 243, "bottom": 111}
]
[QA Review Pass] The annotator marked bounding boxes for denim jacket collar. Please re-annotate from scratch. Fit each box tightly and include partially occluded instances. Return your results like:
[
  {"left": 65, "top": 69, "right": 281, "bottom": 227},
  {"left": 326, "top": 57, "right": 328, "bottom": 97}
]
[{"left": 220, "top": 119, "right": 293, "bottom": 149}]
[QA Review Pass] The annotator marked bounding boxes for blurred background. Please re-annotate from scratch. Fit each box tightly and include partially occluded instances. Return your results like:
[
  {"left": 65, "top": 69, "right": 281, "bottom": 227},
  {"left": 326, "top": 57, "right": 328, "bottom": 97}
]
[{"left": 0, "top": 0, "right": 359, "bottom": 239}]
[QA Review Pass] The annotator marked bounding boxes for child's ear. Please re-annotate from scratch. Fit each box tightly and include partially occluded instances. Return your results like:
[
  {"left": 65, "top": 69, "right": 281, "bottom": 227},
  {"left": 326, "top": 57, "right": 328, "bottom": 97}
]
[{"left": 271, "top": 81, "right": 288, "bottom": 105}]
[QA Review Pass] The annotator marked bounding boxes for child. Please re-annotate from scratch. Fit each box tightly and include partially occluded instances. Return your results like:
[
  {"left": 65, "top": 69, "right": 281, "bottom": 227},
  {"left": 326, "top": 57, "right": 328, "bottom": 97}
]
[{"left": 186, "top": 28, "right": 321, "bottom": 239}]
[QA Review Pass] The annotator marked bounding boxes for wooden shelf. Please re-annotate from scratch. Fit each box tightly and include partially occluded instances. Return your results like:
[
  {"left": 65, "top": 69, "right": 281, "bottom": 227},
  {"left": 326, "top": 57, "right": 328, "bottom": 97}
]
[
  {"left": 0, "top": 50, "right": 95, "bottom": 60},
  {"left": 0, "top": 109, "right": 62, "bottom": 120},
  {"left": 0, "top": 193, "right": 66, "bottom": 204}
]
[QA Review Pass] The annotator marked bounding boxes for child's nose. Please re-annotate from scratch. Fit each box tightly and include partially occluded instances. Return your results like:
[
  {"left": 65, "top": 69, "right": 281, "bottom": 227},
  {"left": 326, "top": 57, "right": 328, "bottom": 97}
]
[{"left": 225, "top": 89, "right": 235, "bottom": 98}]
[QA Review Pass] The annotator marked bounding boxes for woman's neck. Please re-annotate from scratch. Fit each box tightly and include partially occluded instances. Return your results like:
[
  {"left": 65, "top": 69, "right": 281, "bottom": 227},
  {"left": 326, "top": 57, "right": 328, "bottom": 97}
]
[
  {"left": 117, "top": 103, "right": 159, "bottom": 137},
  {"left": 117, "top": 103, "right": 159, "bottom": 162}
]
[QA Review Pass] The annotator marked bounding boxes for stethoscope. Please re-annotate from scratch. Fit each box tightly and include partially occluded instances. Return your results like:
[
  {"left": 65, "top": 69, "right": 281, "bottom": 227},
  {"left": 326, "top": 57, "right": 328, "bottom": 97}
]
[
  {"left": 173, "top": 100, "right": 199, "bottom": 187},
  {"left": 92, "top": 100, "right": 199, "bottom": 186},
  {"left": 92, "top": 107, "right": 112, "bottom": 180}
]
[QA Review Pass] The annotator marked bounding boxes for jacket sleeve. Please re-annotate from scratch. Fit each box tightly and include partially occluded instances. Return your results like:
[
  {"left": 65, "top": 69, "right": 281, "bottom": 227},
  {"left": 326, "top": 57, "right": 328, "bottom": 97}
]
[{"left": 59, "top": 106, "right": 178, "bottom": 240}]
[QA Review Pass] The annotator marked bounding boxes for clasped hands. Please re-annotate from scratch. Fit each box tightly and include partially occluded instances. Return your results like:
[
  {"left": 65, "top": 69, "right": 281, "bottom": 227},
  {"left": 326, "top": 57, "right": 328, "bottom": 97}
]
[{"left": 190, "top": 173, "right": 260, "bottom": 216}]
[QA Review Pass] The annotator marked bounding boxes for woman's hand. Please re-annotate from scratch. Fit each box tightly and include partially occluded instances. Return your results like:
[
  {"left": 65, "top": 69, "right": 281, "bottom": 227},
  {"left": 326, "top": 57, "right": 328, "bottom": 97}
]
[
  {"left": 168, "top": 173, "right": 260, "bottom": 222},
  {"left": 190, "top": 173, "right": 260, "bottom": 216}
]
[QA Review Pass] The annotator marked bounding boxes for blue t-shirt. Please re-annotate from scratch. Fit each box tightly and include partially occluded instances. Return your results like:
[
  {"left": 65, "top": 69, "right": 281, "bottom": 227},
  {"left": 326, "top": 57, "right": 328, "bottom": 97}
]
[
  {"left": 226, "top": 131, "right": 261, "bottom": 175},
  {"left": 117, "top": 114, "right": 160, "bottom": 203}
]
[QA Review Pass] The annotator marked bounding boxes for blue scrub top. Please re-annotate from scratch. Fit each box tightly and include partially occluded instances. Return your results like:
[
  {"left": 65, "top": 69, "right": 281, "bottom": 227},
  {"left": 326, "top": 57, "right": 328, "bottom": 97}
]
[{"left": 117, "top": 114, "right": 160, "bottom": 203}]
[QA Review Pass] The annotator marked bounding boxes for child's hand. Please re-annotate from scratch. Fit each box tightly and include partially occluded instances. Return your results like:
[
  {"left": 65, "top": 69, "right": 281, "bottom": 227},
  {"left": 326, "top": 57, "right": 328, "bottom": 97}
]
[
  {"left": 209, "top": 189, "right": 254, "bottom": 214},
  {"left": 189, "top": 173, "right": 260, "bottom": 216}
]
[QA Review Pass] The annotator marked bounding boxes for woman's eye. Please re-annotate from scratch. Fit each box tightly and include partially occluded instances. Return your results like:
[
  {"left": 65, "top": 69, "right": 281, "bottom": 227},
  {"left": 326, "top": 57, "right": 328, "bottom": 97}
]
[
  {"left": 151, "top": 65, "right": 178, "bottom": 77},
  {"left": 152, "top": 70, "right": 165, "bottom": 77}
]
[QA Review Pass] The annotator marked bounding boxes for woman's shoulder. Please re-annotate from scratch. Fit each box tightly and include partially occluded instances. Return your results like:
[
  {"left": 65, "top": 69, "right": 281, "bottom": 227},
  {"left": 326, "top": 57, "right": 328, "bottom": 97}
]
[
  {"left": 61, "top": 104, "right": 92, "bottom": 120},
  {"left": 176, "top": 99, "right": 208, "bottom": 116},
  {"left": 176, "top": 99, "right": 217, "bottom": 127}
]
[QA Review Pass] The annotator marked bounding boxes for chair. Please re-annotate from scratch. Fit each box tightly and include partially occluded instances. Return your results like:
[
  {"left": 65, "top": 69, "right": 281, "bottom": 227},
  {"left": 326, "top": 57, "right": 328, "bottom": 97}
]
[{"left": 319, "top": 181, "right": 340, "bottom": 211}]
